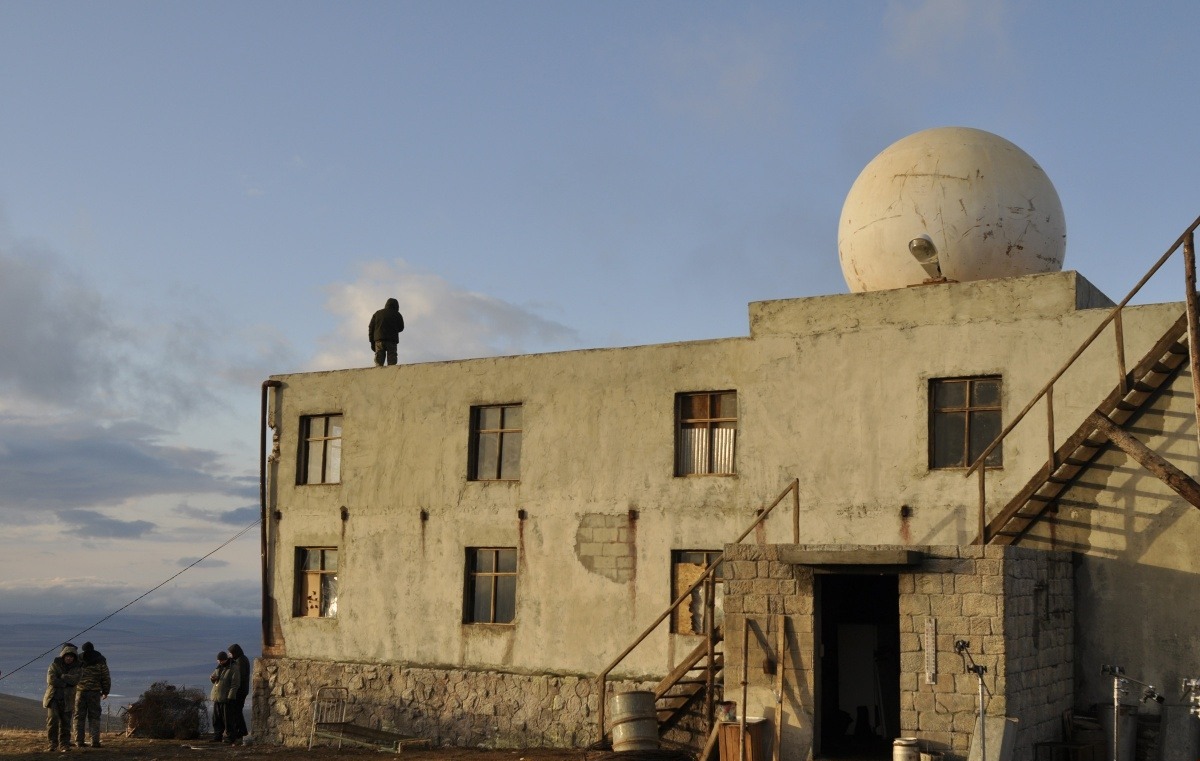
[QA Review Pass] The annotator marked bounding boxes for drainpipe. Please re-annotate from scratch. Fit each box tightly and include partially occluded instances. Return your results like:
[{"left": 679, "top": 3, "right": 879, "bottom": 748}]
[{"left": 260, "top": 379, "right": 282, "bottom": 649}]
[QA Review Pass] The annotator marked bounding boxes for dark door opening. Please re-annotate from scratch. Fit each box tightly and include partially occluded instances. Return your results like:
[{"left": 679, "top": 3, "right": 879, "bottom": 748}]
[{"left": 815, "top": 574, "right": 900, "bottom": 759}]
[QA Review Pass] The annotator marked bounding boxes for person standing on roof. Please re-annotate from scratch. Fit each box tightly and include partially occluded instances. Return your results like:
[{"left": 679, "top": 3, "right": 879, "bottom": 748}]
[
  {"left": 368, "top": 297, "right": 405, "bottom": 366},
  {"left": 73, "top": 641, "right": 110, "bottom": 749},
  {"left": 44, "top": 643, "right": 80, "bottom": 752}
]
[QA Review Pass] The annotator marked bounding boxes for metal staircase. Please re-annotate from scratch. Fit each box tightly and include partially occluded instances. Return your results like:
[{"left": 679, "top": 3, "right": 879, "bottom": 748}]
[
  {"left": 653, "top": 628, "right": 725, "bottom": 735},
  {"left": 983, "top": 311, "right": 1191, "bottom": 544},
  {"left": 595, "top": 479, "right": 801, "bottom": 746},
  {"left": 968, "top": 217, "right": 1200, "bottom": 545}
]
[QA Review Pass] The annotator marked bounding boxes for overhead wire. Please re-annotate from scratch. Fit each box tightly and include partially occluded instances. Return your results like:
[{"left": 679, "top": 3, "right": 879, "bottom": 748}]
[{"left": 0, "top": 519, "right": 260, "bottom": 685}]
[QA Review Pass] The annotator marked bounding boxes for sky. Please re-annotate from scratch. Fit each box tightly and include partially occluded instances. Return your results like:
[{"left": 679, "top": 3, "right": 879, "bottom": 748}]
[{"left": 0, "top": 1, "right": 1198, "bottom": 632}]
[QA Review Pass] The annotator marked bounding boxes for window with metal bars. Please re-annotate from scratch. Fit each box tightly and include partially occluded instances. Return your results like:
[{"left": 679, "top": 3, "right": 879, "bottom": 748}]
[
  {"left": 929, "top": 376, "right": 1002, "bottom": 469},
  {"left": 675, "top": 391, "right": 737, "bottom": 475},
  {"left": 464, "top": 547, "right": 517, "bottom": 624},
  {"left": 298, "top": 414, "right": 343, "bottom": 485}
]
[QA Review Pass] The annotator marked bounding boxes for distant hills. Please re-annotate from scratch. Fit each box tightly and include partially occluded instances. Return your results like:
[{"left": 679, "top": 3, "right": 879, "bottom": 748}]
[{"left": 0, "top": 692, "right": 45, "bottom": 730}]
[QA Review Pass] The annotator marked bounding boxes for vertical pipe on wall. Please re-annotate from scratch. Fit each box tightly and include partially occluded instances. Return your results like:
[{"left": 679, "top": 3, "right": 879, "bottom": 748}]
[{"left": 260, "top": 379, "right": 282, "bottom": 648}]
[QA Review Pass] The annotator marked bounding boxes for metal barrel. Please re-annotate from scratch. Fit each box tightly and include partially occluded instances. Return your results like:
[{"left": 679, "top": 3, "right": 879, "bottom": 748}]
[
  {"left": 611, "top": 690, "right": 659, "bottom": 753},
  {"left": 893, "top": 737, "right": 920, "bottom": 761}
]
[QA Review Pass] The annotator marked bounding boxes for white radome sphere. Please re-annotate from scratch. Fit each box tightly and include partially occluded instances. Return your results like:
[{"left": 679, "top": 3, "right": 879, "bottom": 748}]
[{"left": 838, "top": 127, "right": 1066, "bottom": 292}]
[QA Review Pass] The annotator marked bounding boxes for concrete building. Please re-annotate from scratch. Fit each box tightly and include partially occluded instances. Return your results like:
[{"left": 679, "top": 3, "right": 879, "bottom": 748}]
[{"left": 253, "top": 128, "right": 1200, "bottom": 761}]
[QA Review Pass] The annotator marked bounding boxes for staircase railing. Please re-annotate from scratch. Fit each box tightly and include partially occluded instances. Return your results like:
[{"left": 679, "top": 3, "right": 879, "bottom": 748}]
[
  {"left": 595, "top": 478, "right": 802, "bottom": 743},
  {"left": 965, "top": 215, "right": 1200, "bottom": 543}
]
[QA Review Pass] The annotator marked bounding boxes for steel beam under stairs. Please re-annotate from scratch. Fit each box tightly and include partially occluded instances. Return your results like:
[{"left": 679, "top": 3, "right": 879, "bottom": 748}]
[
  {"left": 983, "top": 311, "right": 1197, "bottom": 545},
  {"left": 653, "top": 634, "right": 724, "bottom": 736}
]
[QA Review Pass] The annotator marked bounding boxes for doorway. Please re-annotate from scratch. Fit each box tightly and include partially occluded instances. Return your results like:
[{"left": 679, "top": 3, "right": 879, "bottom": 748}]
[{"left": 815, "top": 574, "right": 900, "bottom": 759}]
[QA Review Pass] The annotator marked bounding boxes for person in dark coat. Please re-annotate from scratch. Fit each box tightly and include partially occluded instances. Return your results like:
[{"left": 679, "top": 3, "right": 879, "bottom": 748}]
[
  {"left": 226, "top": 643, "right": 251, "bottom": 743},
  {"left": 73, "top": 641, "right": 110, "bottom": 748},
  {"left": 43, "top": 643, "right": 80, "bottom": 752},
  {"left": 209, "top": 651, "right": 240, "bottom": 743},
  {"left": 368, "top": 297, "right": 405, "bottom": 366}
]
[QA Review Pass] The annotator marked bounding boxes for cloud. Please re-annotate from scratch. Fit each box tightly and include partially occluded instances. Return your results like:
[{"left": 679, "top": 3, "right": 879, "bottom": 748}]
[
  {"left": 177, "top": 557, "right": 230, "bottom": 569},
  {"left": 0, "top": 576, "right": 261, "bottom": 618},
  {"left": 654, "top": 19, "right": 793, "bottom": 130},
  {"left": 217, "top": 505, "right": 261, "bottom": 525},
  {"left": 0, "top": 239, "right": 234, "bottom": 422},
  {"left": 883, "top": 0, "right": 1012, "bottom": 76},
  {"left": 310, "top": 259, "right": 581, "bottom": 370},
  {"left": 58, "top": 509, "right": 156, "bottom": 539},
  {"left": 0, "top": 415, "right": 255, "bottom": 517}
]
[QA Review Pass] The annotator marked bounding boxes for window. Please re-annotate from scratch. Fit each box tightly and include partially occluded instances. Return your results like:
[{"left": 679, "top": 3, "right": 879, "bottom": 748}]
[
  {"left": 671, "top": 550, "right": 724, "bottom": 635},
  {"left": 299, "top": 414, "right": 342, "bottom": 484},
  {"left": 930, "top": 376, "right": 1002, "bottom": 469},
  {"left": 676, "top": 391, "right": 737, "bottom": 475},
  {"left": 464, "top": 547, "right": 517, "bottom": 624},
  {"left": 469, "top": 404, "right": 522, "bottom": 481},
  {"left": 295, "top": 547, "right": 338, "bottom": 618}
]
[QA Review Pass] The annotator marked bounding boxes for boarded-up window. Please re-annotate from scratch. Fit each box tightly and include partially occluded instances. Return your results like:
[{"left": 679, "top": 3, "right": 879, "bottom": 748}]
[
  {"left": 671, "top": 550, "right": 724, "bottom": 634},
  {"left": 676, "top": 392, "right": 737, "bottom": 476},
  {"left": 930, "top": 376, "right": 1002, "bottom": 469}
]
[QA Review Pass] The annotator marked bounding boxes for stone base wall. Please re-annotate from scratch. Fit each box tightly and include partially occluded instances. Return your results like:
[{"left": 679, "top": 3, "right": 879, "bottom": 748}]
[{"left": 253, "top": 657, "right": 668, "bottom": 750}]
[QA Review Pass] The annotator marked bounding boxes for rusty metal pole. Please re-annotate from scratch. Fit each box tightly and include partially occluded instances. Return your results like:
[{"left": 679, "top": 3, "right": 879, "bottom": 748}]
[
  {"left": 1114, "top": 311, "right": 1128, "bottom": 395},
  {"left": 740, "top": 618, "right": 749, "bottom": 761},
  {"left": 977, "top": 469, "right": 987, "bottom": 544},
  {"left": 1184, "top": 232, "right": 1200, "bottom": 469},
  {"left": 774, "top": 615, "right": 785, "bottom": 761},
  {"left": 705, "top": 572, "right": 716, "bottom": 730},
  {"left": 791, "top": 478, "right": 800, "bottom": 544},
  {"left": 1046, "top": 385, "right": 1056, "bottom": 469}
]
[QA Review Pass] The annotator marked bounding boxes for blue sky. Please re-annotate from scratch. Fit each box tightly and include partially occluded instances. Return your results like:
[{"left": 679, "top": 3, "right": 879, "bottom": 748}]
[{"left": 0, "top": 0, "right": 1198, "bottom": 625}]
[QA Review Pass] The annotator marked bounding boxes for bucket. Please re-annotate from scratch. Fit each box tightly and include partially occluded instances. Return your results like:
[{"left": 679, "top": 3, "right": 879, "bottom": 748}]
[
  {"left": 611, "top": 690, "right": 659, "bottom": 752},
  {"left": 893, "top": 737, "right": 920, "bottom": 761}
]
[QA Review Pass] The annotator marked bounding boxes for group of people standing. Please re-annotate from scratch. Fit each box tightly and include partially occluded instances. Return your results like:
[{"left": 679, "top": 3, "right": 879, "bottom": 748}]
[
  {"left": 42, "top": 641, "right": 111, "bottom": 752},
  {"left": 44, "top": 639, "right": 251, "bottom": 750},
  {"left": 209, "top": 643, "right": 250, "bottom": 745}
]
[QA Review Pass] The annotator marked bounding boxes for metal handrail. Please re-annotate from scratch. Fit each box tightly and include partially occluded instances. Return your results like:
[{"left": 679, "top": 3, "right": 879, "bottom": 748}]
[
  {"left": 965, "top": 214, "right": 1200, "bottom": 541},
  {"left": 594, "top": 478, "right": 801, "bottom": 743}
]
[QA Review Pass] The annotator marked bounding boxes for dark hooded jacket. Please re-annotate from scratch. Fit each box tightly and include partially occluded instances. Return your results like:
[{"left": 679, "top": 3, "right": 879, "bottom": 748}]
[
  {"left": 43, "top": 644, "right": 81, "bottom": 708},
  {"left": 228, "top": 643, "right": 251, "bottom": 701},
  {"left": 75, "top": 643, "right": 111, "bottom": 694},
  {"left": 368, "top": 298, "right": 405, "bottom": 344}
]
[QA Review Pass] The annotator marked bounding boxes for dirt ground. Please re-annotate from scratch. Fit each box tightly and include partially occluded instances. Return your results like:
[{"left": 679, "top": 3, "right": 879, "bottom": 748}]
[{"left": 0, "top": 729, "right": 593, "bottom": 761}]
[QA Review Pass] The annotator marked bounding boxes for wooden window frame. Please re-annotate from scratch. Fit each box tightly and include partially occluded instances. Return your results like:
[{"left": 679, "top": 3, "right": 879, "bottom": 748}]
[
  {"left": 295, "top": 546, "right": 338, "bottom": 618},
  {"left": 299, "top": 413, "right": 343, "bottom": 485},
  {"left": 468, "top": 404, "right": 522, "bottom": 481},
  {"left": 464, "top": 547, "right": 518, "bottom": 625},
  {"left": 929, "top": 376, "right": 1003, "bottom": 470},
  {"left": 675, "top": 391, "right": 738, "bottom": 476}
]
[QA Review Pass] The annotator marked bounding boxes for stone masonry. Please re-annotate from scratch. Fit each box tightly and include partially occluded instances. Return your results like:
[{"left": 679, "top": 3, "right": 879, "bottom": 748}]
[
  {"left": 721, "top": 543, "right": 1073, "bottom": 761},
  {"left": 253, "top": 656, "right": 658, "bottom": 749}
]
